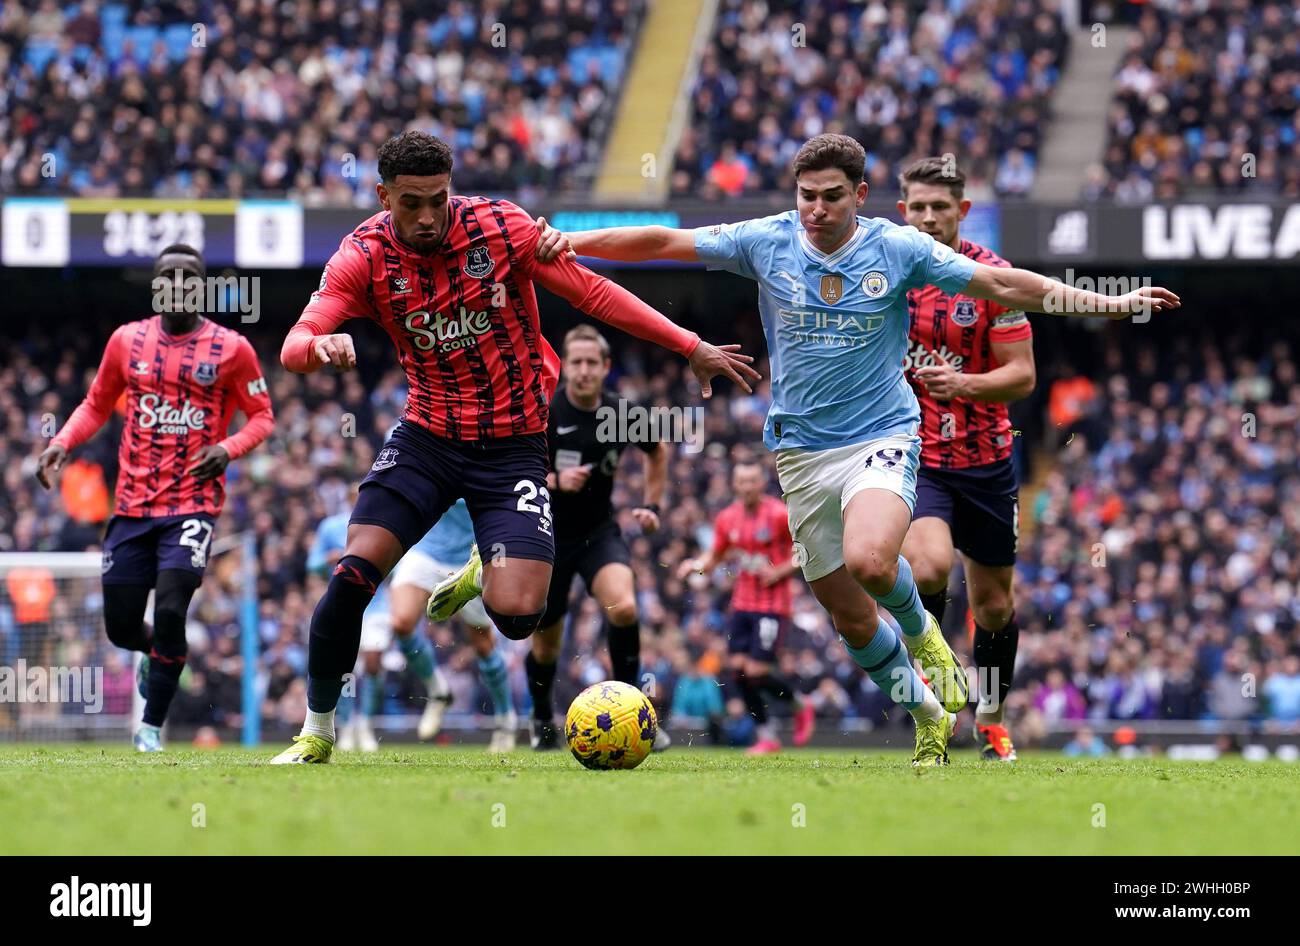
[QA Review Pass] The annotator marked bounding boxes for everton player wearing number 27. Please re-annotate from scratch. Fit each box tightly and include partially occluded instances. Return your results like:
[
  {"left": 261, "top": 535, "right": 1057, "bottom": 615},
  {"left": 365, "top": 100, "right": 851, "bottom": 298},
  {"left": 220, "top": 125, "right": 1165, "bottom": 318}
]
[
  {"left": 271, "top": 131, "right": 758, "bottom": 764},
  {"left": 35, "top": 245, "right": 275, "bottom": 753}
]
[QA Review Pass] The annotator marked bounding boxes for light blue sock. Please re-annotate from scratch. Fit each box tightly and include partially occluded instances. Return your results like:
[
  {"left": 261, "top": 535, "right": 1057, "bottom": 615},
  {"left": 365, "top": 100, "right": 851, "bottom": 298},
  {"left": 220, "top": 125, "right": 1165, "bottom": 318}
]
[
  {"left": 477, "top": 650, "right": 511, "bottom": 718},
  {"left": 397, "top": 632, "right": 436, "bottom": 684},
  {"left": 337, "top": 674, "right": 355, "bottom": 723},
  {"left": 357, "top": 671, "right": 383, "bottom": 717},
  {"left": 872, "top": 555, "right": 928, "bottom": 640},
  {"left": 841, "top": 620, "right": 937, "bottom": 715}
]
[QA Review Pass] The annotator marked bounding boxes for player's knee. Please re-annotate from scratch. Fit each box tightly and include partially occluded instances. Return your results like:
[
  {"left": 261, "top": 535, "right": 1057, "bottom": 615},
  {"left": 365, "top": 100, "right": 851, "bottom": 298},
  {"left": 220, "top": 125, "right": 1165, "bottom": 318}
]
[
  {"left": 908, "top": 555, "right": 950, "bottom": 595},
  {"left": 532, "top": 635, "right": 560, "bottom": 662},
  {"left": 103, "top": 611, "right": 144, "bottom": 652},
  {"left": 972, "top": 593, "right": 1013, "bottom": 631},
  {"left": 604, "top": 598, "right": 638, "bottom": 628},
  {"left": 843, "top": 547, "right": 895, "bottom": 591},
  {"left": 485, "top": 603, "right": 545, "bottom": 641}
]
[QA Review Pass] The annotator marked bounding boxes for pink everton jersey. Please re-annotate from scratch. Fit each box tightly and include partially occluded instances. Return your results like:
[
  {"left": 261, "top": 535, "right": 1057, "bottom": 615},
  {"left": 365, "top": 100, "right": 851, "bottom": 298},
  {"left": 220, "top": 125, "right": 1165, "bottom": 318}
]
[
  {"left": 711, "top": 495, "right": 794, "bottom": 616},
  {"left": 53, "top": 317, "right": 274, "bottom": 518},
  {"left": 905, "top": 240, "right": 1033, "bottom": 469},
  {"left": 281, "top": 197, "right": 700, "bottom": 441}
]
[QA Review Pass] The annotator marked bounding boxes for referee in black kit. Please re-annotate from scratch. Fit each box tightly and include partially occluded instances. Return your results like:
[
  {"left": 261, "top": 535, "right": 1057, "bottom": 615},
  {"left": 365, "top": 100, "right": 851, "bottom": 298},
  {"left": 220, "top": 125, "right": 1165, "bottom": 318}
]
[{"left": 526, "top": 324, "right": 672, "bottom": 751}]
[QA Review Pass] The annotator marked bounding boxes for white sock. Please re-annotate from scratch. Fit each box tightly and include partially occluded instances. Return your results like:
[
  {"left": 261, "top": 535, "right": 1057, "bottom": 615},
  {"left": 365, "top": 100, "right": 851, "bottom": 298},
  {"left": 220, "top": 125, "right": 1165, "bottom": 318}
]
[
  {"left": 302, "top": 709, "right": 335, "bottom": 742},
  {"left": 976, "top": 698, "right": 1005, "bottom": 726},
  {"left": 908, "top": 686, "right": 945, "bottom": 722}
]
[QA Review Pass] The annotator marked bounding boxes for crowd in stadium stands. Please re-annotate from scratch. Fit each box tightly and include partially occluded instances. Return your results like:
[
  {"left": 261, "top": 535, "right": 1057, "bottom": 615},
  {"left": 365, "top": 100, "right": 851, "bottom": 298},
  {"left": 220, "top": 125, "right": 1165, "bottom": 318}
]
[
  {"left": 1086, "top": 0, "right": 1300, "bottom": 202},
  {"left": 3, "top": 315, "right": 1300, "bottom": 742},
  {"left": 0, "top": 0, "right": 641, "bottom": 201},
  {"left": 674, "top": 0, "right": 1068, "bottom": 201}
]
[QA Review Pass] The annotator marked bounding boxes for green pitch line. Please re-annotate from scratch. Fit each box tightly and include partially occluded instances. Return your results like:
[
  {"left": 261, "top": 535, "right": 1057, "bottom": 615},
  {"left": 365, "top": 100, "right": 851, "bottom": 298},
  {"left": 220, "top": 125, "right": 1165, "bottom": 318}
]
[{"left": 0, "top": 746, "right": 1294, "bottom": 855}]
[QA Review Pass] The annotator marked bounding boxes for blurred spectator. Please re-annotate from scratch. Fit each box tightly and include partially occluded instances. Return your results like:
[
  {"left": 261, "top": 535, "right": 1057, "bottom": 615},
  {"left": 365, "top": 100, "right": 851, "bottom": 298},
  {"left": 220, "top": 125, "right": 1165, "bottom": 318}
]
[
  {"left": 1088, "top": 1, "right": 1300, "bottom": 201},
  {"left": 678, "top": 0, "right": 1067, "bottom": 199},
  {"left": 1063, "top": 725, "right": 1110, "bottom": 757},
  {"left": 0, "top": 0, "right": 644, "bottom": 201}
]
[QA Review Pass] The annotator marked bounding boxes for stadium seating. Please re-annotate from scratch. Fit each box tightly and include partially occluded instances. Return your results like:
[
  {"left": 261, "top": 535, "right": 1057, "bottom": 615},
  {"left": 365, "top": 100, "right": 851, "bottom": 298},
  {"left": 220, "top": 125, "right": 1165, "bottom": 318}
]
[
  {"left": 672, "top": 0, "right": 1068, "bottom": 200},
  {"left": 0, "top": 0, "right": 646, "bottom": 199},
  {"left": 1089, "top": 0, "right": 1300, "bottom": 201}
]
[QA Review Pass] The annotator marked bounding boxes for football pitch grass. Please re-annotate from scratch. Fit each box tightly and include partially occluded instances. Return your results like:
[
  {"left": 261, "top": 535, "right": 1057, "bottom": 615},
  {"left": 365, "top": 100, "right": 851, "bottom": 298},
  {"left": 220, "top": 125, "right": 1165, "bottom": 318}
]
[{"left": 2, "top": 744, "right": 1294, "bottom": 855}]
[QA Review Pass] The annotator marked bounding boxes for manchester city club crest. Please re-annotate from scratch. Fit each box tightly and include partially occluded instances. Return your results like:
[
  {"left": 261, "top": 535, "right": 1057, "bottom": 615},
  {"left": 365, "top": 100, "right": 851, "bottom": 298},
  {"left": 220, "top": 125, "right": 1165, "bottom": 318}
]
[
  {"left": 193, "top": 362, "right": 219, "bottom": 386},
  {"left": 464, "top": 246, "right": 495, "bottom": 279},
  {"left": 862, "top": 271, "right": 889, "bottom": 298},
  {"left": 371, "top": 447, "right": 399, "bottom": 472},
  {"left": 952, "top": 299, "right": 979, "bottom": 326}
]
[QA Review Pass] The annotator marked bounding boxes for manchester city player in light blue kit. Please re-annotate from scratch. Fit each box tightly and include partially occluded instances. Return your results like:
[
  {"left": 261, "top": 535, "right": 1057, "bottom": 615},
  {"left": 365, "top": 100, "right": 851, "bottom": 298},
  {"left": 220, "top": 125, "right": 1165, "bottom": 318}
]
[
  {"left": 384, "top": 498, "right": 517, "bottom": 751},
  {"left": 532, "top": 134, "right": 1179, "bottom": 765}
]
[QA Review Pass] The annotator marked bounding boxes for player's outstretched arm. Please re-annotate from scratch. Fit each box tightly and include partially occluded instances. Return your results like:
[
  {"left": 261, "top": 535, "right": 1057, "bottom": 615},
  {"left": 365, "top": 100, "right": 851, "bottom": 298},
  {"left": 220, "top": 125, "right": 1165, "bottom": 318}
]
[
  {"left": 963, "top": 265, "right": 1180, "bottom": 320},
  {"left": 36, "top": 328, "right": 129, "bottom": 489},
  {"left": 534, "top": 218, "right": 698, "bottom": 263},
  {"left": 529, "top": 250, "right": 760, "bottom": 398}
]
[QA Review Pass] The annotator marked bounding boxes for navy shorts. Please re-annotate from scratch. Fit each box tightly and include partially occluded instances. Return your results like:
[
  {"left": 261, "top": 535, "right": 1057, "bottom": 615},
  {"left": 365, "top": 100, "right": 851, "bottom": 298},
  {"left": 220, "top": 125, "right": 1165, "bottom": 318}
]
[
  {"left": 541, "top": 520, "right": 632, "bottom": 627},
  {"left": 728, "top": 611, "right": 788, "bottom": 664},
  {"left": 352, "top": 420, "right": 554, "bottom": 564},
  {"left": 101, "top": 513, "right": 216, "bottom": 586},
  {"left": 912, "top": 457, "right": 1019, "bottom": 567}
]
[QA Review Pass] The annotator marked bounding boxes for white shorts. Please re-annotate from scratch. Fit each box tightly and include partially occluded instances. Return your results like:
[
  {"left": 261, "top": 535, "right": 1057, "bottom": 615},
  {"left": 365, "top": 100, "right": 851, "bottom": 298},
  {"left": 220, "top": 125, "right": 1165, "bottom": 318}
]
[
  {"left": 389, "top": 549, "right": 490, "bottom": 629},
  {"left": 776, "top": 433, "right": 922, "bottom": 583},
  {"left": 360, "top": 610, "right": 393, "bottom": 654}
]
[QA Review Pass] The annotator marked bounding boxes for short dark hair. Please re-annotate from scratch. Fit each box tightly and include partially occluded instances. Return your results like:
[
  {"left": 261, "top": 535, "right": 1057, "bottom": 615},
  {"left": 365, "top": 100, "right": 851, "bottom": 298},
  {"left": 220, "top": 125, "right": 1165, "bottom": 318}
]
[
  {"left": 563, "top": 324, "right": 610, "bottom": 360},
  {"left": 153, "top": 243, "right": 204, "bottom": 277},
  {"left": 899, "top": 156, "right": 966, "bottom": 200},
  {"left": 378, "top": 131, "right": 454, "bottom": 183},
  {"left": 792, "top": 134, "right": 866, "bottom": 185}
]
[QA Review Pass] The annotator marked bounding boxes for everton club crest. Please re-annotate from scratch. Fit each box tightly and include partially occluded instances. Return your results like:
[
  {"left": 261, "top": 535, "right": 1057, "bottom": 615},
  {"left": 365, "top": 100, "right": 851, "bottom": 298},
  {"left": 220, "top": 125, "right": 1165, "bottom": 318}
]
[
  {"left": 952, "top": 299, "right": 978, "bottom": 326},
  {"left": 464, "top": 246, "right": 495, "bottom": 279},
  {"left": 193, "top": 362, "right": 219, "bottom": 386}
]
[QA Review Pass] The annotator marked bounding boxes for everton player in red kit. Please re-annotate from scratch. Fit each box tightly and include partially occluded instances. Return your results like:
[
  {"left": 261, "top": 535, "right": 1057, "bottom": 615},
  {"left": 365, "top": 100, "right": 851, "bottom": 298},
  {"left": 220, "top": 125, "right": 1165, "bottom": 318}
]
[
  {"left": 272, "top": 131, "right": 758, "bottom": 763},
  {"left": 35, "top": 245, "right": 275, "bottom": 752},
  {"left": 898, "top": 158, "right": 1037, "bottom": 761},
  {"left": 678, "top": 460, "right": 814, "bottom": 754}
]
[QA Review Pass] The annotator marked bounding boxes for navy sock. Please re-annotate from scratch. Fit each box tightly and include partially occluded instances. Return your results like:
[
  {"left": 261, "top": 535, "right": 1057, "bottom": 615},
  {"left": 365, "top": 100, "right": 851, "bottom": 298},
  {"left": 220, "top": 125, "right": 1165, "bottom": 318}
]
[
  {"left": 142, "top": 649, "right": 185, "bottom": 727},
  {"left": 307, "top": 555, "right": 383, "bottom": 713},
  {"left": 607, "top": 621, "right": 641, "bottom": 688},
  {"left": 920, "top": 590, "right": 948, "bottom": 624},
  {"left": 526, "top": 652, "right": 557, "bottom": 722}
]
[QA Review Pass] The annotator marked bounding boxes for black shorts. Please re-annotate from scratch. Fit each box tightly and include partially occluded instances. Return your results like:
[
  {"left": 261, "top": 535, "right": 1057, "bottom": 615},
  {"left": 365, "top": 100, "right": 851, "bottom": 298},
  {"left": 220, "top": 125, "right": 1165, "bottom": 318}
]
[
  {"left": 352, "top": 420, "right": 554, "bottom": 564},
  {"left": 912, "top": 457, "right": 1019, "bottom": 567},
  {"left": 728, "top": 611, "right": 788, "bottom": 664},
  {"left": 101, "top": 513, "right": 216, "bottom": 586},
  {"left": 541, "top": 520, "right": 632, "bottom": 627}
]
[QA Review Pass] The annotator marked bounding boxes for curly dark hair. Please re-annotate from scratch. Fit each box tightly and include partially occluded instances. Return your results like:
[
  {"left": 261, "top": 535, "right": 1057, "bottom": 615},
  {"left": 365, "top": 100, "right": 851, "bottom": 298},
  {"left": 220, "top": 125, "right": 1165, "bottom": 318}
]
[{"left": 377, "top": 131, "right": 454, "bottom": 183}]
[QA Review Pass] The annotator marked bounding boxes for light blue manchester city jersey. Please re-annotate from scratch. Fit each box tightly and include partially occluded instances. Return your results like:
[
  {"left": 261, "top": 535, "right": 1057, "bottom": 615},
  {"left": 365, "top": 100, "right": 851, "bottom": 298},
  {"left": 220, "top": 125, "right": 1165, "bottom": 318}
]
[{"left": 695, "top": 211, "right": 978, "bottom": 451}]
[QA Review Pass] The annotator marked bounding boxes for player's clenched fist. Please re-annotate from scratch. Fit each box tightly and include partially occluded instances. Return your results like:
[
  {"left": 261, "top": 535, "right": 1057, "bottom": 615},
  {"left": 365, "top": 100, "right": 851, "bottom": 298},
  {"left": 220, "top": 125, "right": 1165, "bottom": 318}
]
[
  {"left": 313, "top": 333, "right": 357, "bottom": 370},
  {"left": 34, "top": 443, "right": 68, "bottom": 490}
]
